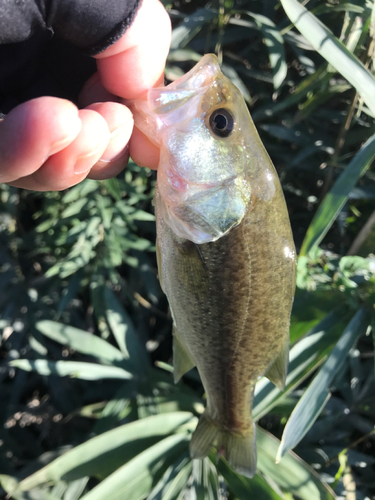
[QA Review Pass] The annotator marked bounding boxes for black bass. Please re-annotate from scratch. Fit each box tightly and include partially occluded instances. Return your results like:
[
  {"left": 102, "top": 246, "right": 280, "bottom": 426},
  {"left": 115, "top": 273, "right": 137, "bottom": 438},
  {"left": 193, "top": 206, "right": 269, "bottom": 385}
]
[{"left": 130, "top": 54, "right": 296, "bottom": 478}]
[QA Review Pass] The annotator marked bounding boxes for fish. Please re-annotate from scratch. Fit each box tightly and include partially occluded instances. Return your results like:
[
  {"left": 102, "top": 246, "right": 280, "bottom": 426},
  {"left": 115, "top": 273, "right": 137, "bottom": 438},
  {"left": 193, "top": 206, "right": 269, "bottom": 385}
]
[{"left": 130, "top": 54, "right": 296, "bottom": 478}]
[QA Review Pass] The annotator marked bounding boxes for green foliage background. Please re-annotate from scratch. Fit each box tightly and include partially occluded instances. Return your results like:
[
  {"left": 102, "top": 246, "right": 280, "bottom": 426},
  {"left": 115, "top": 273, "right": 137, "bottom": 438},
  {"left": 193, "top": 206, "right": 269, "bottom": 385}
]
[{"left": 1, "top": 0, "right": 375, "bottom": 498}]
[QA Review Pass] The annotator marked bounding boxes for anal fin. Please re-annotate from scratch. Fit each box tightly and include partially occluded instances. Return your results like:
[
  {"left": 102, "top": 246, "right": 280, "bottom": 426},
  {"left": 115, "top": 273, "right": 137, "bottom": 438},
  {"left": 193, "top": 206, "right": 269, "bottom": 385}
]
[
  {"left": 173, "top": 326, "right": 196, "bottom": 383},
  {"left": 264, "top": 339, "right": 289, "bottom": 391}
]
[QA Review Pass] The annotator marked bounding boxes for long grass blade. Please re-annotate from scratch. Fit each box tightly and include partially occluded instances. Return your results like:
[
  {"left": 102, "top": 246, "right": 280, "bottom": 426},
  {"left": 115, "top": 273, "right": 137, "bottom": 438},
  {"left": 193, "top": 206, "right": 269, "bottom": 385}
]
[
  {"left": 244, "top": 12, "right": 287, "bottom": 90},
  {"left": 300, "top": 133, "right": 375, "bottom": 256},
  {"left": 253, "top": 308, "right": 348, "bottom": 420},
  {"left": 215, "top": 456, "right": 283, "bottom": 499},
  {"left": 104, "top": 287, "right": 149, "bottom": 372},
  {"left": 146, "top": 453, "right": 192, "bottom": 500},
  {"left": 171, "top": 8, "right": 217, "bottom": 50},
  {"left": 78, "top": 434, "right": 189, "bottom": 500},
  {"left": 36, "top": 320, "right": 125, "bottom": 364},
  {"left": 277, "top": 307, "right": 369, "bottom": 460},
  {"left": 10, "top": 359, "right": 132, "bottom": 381},
  {"left": 280, "top": 0, "right": 375, "bottom": 115},
  {"left": 257, "top": 428, "right": 337, "bottom": 500},
  {"left": 17, "top": 413, "right": 195, "bottom": 491}
]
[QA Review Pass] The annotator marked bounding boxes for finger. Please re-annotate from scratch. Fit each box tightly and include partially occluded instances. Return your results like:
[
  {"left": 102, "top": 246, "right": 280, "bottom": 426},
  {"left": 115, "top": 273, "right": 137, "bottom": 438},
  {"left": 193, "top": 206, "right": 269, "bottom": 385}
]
[
  {"left": 80, "top": 79, "right": 161, "bottom": 172},
  {"left": 129, "top": 126, "right": 160, "bottom": 169},
  {"left": 85, "top": 101, "right": 133, "bottom": 180},
  {"left": 95, "top": 0, "right": 171, "bottom": 99},
  {"left": 10, "top": 109, "right": 110, "bottom": 191},
  {"left": 0, "top": 97, "right": 81, "bottom": 183},
  {"left": 79, "top": 72, "right": 120, "bottom": 108}
]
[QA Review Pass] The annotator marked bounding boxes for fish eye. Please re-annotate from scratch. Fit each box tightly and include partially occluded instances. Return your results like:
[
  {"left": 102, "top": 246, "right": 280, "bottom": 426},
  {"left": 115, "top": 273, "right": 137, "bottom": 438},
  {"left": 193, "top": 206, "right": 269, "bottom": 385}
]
[{"left": 209, "top": 108, "right": 234, "bottom": 138}]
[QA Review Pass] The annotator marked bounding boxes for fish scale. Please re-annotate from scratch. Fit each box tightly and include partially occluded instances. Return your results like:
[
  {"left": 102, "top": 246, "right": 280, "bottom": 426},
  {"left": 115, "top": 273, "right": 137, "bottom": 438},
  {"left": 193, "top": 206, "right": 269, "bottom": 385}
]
[{"left": 129, "top": 53, "right": 296, "bottom": 478}]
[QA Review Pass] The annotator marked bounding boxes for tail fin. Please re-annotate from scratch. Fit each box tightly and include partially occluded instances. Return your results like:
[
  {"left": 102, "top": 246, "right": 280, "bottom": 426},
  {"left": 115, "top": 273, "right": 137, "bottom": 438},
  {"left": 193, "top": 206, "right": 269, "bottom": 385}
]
[{"left": 190, "top": 412, "right": 257, "bottom": 478}]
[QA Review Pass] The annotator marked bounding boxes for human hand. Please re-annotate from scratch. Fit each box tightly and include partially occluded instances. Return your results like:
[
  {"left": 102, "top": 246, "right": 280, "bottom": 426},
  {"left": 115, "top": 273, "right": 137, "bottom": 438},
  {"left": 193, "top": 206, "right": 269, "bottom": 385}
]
[{"left": 0, "top": 0, "right": 170, "bottom": 191}]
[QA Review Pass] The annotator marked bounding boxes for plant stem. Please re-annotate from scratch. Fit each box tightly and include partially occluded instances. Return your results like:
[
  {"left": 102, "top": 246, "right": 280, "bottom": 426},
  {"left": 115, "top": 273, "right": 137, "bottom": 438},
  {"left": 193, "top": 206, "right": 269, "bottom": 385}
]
[
  {"left": 347, "top": 209, "right": 375, "bottom": 256},
  {"left": 320, "top": 90, "right": 359, "bottom": 200}
]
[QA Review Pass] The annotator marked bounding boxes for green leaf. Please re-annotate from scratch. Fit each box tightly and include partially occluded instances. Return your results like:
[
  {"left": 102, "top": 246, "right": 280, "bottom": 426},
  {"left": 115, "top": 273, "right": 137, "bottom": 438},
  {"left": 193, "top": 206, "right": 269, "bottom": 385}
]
[
  {"left": 61, "top": 198, "right": 88, "bottom": 218},
  {"left": 191, "top": 459, "right": 209, "bottom": 500},
  {"left": 36, "top": 320, "right": 125, "bottom": 364},
  {"left": 62, "top": 477, "right": 89, "bottom": 500},
  {"left": 280, "top": 0, "right": 375, "bottom": 115},
  {"left": 135, "top": 372, "right": 204, "bottom": 417},
  {"left": 201, "top": 458, "right": 221, "bottom": 500},
  {"left": 104, "top": 287, "right": 149, "bottom": 372},
  {"left": 130, "top": 210, "right": 155, "bottom": 222},
  {"left": 84, "top": 216, "right": 101, "bottom": 238},
  {"left": 260, "top": 124, "right": 310, "bottom": 145},
  {"left": 90, "top": 276, "right": 112, "bottom": 339},
  {"left": 171, "top": 8, "right": 217, "bottom": 49},
  {"left": 4, "top": 487, "right": 60, "bottom": 500},
  {"left": 18, "top": 413, "right": 195, "bottom": 491},
  {"left": 245, "top": 12, "right": 287, "bottom": 90},
  {"left": 215, "top": 456, "right": 283, "bottom": 499},
  {"left": 10, "top": 359, "right": 133, "bottom": 381},
  {"left": 257, "top": 428, "right": 336, "bottom": 500},
  {"left": 371, "top": 0, "right": 375, "bottom": 38},
  {"left": 56, "top": 271, "right": 83, "bottom": 315},
  {"left": 124, "top": 237, "right": 152, "bottom": 251},
  {"left": 78, "top": 434, "right": 190, "bottom": 500},
  {"left": 253, "top": 308, "right": 347, "bottom": 420},
  {"left": 35, "top": 218, "right": 56, "bottom": 233},
  {"left": 62, "top": 180, "right": 98, "bottom": 203},
  {"left": 295, "top": 83, "right": 351, "bottom": 122},
  {"left": 168, "top": 49, "right": 203, "bottom": 62},
  {"left": 252, "top": 65, "right": 331, "bottom": 121},
  {"left": 313, "top": 3, "right": 364, "bottom": 16},
  {"left": 300, "top": 133, "right": 375, "bottom": 256},
  {"left": 96, "top": 195, "right": 113, "bottom": 229},
  {"left": 0, "top": 475, "right": 19, "bottom": 498},
  {"left": 339, "top": 256, "right": 369, "bottom": 276},
  {"left": 147, "top": 453, "right": 192, "bottom": 500},
  {"left": 289, "top": 289, "right": 344, "bottom": 344},
  {"left": 221, "top": 64, "right": 251, "bottom": 103},
  {"left": 104, "top": 178, "right": 122, "bottom": 201},
  {"left": 277, "top": 307, "right": 369, "bottom": 459}
]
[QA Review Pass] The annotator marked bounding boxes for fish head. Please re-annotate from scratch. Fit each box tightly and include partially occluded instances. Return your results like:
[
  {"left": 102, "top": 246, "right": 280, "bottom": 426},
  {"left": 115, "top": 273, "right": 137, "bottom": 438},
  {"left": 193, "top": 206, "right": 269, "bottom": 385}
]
[{"left": 131, "top": 54, "right": 276, "bottom": 244}]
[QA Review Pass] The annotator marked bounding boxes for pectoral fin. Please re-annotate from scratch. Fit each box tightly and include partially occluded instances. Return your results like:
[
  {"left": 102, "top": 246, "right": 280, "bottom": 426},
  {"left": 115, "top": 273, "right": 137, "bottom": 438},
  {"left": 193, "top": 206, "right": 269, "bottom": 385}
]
[
  {"left": 175, "top": 240, "right": 209, "bottom": 297},
  {"left": 173, "top": 326, "right": 196, "bottom": 383},
  {"left": 264, "top": 340, "right": 289, "bottom": 391}
]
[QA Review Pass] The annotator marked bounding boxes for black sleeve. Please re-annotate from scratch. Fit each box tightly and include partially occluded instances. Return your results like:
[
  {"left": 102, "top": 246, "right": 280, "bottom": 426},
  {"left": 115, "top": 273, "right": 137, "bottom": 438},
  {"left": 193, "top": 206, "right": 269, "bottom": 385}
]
[{"left": 0, "top": 0, "right": 142, "bottom": 55}]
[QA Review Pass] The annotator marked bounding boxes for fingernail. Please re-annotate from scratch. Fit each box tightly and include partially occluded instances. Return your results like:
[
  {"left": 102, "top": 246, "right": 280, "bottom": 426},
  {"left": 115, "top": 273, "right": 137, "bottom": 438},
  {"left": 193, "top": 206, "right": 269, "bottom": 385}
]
[{"left": 100, "top": 125, "right": 130, "bottom": 162}]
